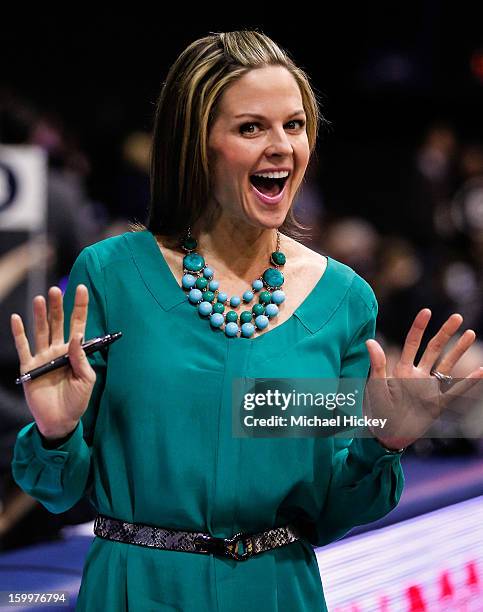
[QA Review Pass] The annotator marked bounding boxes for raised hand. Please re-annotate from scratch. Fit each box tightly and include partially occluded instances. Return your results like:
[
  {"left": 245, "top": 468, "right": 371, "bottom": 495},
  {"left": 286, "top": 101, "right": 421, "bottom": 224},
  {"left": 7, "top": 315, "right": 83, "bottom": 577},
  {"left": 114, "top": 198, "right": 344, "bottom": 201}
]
[
  {"left": 10, "top": 284, "right": 96, "bottom": 440},
  {"left": 362, "top": 309, "right": 483, "bottom": 450}
]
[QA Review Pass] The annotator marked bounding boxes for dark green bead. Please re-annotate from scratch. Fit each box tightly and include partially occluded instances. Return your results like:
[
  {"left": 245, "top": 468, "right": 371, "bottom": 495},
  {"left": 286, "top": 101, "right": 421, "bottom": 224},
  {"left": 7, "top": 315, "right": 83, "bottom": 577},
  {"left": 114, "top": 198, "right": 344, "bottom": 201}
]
[
  {"left": 240, "top": 311, "right": 253, "bottom": 324},
  {"left": 225, "top": 310, "right": 238, "bottom": 323},
  {"left": 262, "top": 267, "right": 284, "bottom": 288},
  {"left": 252, "top": 303, "right": 265, "bottom": 316},
  {"left": 203, "top": 291, "right": 215, "bottom": 303},
  {"left": 183, "top": 252, "right": 205, "bottom": 272},
  {"left": 183, "top": 236, "right": 197, "bottom": 251},
  {"left": 195, "top": 277, "right": 208, "bottom": 290},
  {"left": 259, "top": 290, "right": 272, "bottom": 304},
  {"left": 271, "top": 251, "right": 286, "bottom": 266},
  {"left": 213, "top": 302, "right": 225, "bottom": 314}
]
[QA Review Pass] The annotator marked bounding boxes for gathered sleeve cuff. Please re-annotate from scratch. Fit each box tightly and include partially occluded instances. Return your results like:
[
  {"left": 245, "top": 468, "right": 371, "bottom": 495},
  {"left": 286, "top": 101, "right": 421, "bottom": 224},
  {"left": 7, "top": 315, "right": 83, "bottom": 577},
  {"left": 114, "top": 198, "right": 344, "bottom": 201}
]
[
  {"left": 11, "top": 246, "right": 108, "bottom": 514},
  {"left": 310, "top": 278, "right": 405, "bottom": 547},
  {"left": 11, "top": 420, "right": 92, "bottom": 514}
]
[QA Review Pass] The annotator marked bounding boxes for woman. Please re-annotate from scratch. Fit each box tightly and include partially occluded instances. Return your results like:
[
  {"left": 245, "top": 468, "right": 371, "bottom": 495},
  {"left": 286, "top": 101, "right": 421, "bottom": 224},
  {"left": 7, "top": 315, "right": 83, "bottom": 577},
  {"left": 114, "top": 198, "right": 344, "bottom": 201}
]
[{"left": 10, "top": 31, "right": 482, "bottom": 611}]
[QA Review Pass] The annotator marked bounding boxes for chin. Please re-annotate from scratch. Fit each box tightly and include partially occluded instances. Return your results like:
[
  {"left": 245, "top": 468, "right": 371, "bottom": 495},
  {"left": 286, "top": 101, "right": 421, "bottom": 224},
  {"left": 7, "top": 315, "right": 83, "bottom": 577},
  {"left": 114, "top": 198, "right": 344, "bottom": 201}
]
[{"left": 252, "top": 214, "right": 287, "bottom": 230}]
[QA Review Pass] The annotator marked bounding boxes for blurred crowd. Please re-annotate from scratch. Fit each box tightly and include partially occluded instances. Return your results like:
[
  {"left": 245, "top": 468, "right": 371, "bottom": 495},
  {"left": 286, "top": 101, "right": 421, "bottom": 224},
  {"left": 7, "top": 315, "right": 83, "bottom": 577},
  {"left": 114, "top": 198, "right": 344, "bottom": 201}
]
[
  {"left": 0, "top": 90, "right": 482, "bottom": 550},
  {"left": 317, "top": 124, "right": 483, "bottom": 458}
]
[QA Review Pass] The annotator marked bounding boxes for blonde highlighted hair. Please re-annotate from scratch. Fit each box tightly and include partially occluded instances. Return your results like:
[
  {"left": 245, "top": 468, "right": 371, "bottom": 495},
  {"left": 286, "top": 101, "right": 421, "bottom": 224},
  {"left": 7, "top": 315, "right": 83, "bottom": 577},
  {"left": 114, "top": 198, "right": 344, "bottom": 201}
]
[{"left": 130, "top": 30, "right": 325, "bottom": 243}]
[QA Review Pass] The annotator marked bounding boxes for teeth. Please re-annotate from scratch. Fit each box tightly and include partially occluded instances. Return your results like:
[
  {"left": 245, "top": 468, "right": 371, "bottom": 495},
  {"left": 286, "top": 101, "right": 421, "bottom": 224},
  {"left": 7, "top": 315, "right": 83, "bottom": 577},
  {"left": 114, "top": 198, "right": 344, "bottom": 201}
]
[{"left": 252, "top": 171, "right": 290, "bottom": 179}]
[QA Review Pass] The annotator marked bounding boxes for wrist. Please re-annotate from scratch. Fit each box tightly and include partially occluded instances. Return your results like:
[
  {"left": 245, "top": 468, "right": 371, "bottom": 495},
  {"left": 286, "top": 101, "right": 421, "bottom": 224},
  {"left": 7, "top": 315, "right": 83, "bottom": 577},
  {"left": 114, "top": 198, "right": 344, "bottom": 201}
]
[
  {"left": 366, "top": 425, "right": 406, "bottom": 453},
  {"left": 37, "top": 422, "right": 79, "bottom": 446},
  {"left": 374, "top": 437, "right": 406, "bottom": 453}
]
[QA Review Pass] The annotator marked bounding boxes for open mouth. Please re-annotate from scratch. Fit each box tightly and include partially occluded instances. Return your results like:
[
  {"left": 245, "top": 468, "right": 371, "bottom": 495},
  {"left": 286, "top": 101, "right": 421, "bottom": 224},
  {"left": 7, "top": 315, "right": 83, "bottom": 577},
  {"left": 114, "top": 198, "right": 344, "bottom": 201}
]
[{"left": 249, "top": 174, "right": 289, "bottom": 197}]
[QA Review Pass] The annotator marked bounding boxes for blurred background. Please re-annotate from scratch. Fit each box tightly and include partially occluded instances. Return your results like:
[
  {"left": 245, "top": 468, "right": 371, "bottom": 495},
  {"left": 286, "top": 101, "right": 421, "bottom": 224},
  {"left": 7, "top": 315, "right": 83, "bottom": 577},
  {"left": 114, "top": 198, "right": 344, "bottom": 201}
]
[{"left": 1, "top": 8, "right": 482, "bottom": 610}]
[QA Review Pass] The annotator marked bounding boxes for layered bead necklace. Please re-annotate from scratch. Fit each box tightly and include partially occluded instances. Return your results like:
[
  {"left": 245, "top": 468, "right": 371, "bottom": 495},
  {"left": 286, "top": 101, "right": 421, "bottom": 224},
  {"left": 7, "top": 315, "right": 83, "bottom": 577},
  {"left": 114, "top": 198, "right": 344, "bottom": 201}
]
[{"left": 180, "top": 227, "right": 287, "bottom": 338}]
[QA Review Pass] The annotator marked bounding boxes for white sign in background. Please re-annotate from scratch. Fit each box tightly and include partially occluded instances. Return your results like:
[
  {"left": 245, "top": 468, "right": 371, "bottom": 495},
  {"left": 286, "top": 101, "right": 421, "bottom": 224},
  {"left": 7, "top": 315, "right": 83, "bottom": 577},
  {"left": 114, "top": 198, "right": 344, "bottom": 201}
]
[
  {"left": 316, "top": 495, "right": 483, "bottom": 610},
  {"left": 0, "top": 145, "right": 47, "bottom": 231},
  {"left": 0, "top": 145, "right": 48, "bottom": 363}
]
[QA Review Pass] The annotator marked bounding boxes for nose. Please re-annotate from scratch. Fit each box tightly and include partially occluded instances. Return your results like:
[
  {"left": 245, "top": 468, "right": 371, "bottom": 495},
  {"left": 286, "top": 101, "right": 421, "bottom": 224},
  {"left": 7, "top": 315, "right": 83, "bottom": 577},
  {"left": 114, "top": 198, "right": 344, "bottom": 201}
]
[{"left": 264, "top": 126, "right": 293, "bottom": 158}]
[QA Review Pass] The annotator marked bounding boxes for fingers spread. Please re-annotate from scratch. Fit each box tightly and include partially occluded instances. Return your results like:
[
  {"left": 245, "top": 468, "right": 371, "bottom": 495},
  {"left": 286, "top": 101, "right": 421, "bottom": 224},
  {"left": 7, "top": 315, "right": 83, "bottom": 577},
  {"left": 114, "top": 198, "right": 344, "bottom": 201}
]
[
  {"left": 68, "top": 284, "right": 89, "bottom": 342},
  {"left": 366, "top": 339, "right": 387, "bottom": 379},
  {"left": 48, "top": 286, "right": 64, "bottom": 345},
  {"left": 399, "top": 308, "right": 432, "bottom": 367},
  {"left": 418, "top": 313, "right": 463, "bottom": 373},
  {"left": 33, "top": 295, "right": 50, "bottom": 354},
  {"left": 10, "top": 313, "right": 33, "bottom": 368},
  {"left": 436, "top": 329, "right": 476, "bottom": 374}
]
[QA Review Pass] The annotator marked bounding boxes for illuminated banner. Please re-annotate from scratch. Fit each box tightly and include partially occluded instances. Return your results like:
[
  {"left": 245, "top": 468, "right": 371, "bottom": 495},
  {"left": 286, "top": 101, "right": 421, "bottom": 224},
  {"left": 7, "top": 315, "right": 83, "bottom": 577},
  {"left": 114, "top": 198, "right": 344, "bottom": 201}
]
[{"left": 316, "top": 495, "right": 483, "bottom": 610}]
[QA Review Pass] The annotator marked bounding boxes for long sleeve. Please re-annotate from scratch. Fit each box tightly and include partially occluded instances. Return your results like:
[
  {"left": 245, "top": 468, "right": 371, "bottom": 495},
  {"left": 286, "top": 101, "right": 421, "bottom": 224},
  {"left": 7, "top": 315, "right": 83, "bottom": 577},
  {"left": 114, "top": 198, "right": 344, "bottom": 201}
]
[
  {"left": 10, "top": 245, "right": 108, "bottom": 514},
  {"left": 312, "top": 285, "right": 405, "bottom": 547}
]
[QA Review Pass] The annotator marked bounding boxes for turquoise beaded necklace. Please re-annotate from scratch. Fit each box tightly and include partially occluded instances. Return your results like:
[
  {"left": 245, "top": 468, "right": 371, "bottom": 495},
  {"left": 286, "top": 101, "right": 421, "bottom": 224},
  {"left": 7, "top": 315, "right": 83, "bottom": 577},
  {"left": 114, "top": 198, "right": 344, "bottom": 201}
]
[{"left": 180, "top": 227, "right": 287, "bottom": 338}]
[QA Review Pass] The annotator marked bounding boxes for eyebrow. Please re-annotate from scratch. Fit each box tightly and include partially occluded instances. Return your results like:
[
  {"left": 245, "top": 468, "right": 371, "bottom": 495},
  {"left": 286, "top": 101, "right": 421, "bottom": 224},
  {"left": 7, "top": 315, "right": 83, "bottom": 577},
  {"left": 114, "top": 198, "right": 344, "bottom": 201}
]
[{"left": 234, "top": 109, "right": 306, "bottom": 120}]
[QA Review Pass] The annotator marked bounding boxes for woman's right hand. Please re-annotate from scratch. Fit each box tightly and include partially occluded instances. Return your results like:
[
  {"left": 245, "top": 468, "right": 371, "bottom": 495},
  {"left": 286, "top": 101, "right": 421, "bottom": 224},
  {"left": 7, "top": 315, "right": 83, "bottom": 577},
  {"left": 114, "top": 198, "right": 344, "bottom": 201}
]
[{"left": 10, "top": 284, "right": 96, "bottom": 440}]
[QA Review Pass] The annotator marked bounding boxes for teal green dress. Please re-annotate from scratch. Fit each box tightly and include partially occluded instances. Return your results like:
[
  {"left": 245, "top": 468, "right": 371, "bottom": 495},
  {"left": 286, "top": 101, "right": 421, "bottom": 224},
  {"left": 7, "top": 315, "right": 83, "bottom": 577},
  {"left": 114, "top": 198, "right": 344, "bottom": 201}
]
[{"left": 11, "top": 230, "right": 404, "bottom": 611}]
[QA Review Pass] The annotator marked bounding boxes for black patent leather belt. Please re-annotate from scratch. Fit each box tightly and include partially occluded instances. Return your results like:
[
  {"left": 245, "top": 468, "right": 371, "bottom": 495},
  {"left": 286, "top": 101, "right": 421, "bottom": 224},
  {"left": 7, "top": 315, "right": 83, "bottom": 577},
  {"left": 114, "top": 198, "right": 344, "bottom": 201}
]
[{"left": 94, "top": 514, "right": 302, "bottom": 561}]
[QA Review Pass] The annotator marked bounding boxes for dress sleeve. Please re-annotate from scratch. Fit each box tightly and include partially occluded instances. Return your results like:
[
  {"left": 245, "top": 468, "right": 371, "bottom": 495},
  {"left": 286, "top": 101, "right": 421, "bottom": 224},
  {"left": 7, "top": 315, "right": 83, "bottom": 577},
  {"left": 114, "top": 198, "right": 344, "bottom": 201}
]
[
  {"left": 311, "top": 290, "right": 405, "bottom": 547},
  {"left": 10, "top": 246, "right": 107, "bottom": 514}
]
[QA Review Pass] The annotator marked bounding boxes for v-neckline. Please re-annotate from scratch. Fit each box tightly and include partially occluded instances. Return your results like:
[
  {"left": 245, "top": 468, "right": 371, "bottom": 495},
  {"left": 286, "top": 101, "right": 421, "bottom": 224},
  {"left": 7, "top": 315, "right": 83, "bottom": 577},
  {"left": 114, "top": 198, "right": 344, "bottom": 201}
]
[{"left": 126, "top": 230, "right": 349, "bottom": 346}]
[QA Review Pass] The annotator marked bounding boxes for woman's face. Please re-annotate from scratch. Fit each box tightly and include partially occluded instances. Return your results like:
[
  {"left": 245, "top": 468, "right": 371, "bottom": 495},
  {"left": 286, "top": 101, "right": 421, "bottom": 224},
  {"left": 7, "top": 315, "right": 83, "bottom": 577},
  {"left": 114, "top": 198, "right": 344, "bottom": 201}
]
[{"left": 207, "top": 65, "right": 310, "bottom": 229}]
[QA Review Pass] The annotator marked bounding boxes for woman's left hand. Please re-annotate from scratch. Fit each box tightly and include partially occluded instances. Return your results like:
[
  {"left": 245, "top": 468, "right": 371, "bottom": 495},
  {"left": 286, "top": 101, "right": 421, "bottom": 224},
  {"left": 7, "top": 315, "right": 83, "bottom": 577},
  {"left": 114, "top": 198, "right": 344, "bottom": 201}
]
[{"left": 363, "top": 308, "right": 483, "bottom": 450}]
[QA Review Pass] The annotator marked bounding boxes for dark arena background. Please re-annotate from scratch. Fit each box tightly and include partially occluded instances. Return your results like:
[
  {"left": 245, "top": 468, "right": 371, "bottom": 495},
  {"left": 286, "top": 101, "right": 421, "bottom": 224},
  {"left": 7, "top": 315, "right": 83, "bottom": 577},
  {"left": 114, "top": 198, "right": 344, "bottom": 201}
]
[{"left": 1, "top": 7, "right": 482, "bottom": 610}]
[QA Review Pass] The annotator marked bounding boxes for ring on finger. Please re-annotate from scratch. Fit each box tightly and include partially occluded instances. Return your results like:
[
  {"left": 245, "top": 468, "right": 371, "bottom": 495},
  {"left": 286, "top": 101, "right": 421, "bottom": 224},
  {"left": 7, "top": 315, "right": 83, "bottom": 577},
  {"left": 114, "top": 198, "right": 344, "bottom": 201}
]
[{"left": 430, "top": 369, "right": 453, "bottom": 384}]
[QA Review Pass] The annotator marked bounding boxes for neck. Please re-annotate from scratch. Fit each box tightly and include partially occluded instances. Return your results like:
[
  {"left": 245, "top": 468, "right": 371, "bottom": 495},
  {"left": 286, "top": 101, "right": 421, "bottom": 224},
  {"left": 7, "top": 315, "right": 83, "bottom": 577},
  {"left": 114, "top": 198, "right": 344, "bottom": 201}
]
[{"left": 190, "top": 212, "right": 280, "bottom": 281}]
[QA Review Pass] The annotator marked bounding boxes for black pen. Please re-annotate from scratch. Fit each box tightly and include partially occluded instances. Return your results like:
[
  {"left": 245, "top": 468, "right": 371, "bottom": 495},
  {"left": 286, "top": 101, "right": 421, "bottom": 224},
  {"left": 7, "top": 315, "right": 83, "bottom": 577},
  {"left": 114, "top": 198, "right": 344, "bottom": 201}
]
[{"left": 15, "top": 332, "right": 123, "bottom": 385}]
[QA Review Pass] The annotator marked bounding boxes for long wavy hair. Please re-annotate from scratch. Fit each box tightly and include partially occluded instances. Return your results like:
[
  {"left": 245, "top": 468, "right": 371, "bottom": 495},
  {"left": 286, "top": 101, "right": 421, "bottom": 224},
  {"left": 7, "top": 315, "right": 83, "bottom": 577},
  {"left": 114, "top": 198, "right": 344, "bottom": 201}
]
[{"left": 130, "top": 30, "right": 325, "bottom": 244}]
